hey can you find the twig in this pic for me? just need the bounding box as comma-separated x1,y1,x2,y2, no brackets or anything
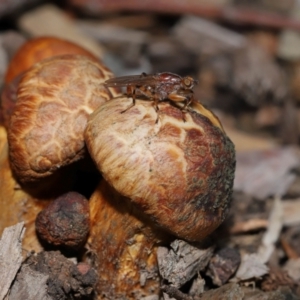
73,1,300,31
230,219,268,234
161,285,193,300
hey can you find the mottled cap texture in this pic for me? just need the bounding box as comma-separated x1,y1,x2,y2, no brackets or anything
85,97,236,241
8,54,115,182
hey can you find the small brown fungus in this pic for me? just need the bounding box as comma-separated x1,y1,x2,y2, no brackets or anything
7,54,115,183
85,97,236,298
35,191,90,249
86,97,235,241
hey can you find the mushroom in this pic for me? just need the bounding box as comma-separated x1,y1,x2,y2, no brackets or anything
84,96,236,298
88,179,162,298
2,36,235,297
7,54,116,185
0,125,48,252
0,38,110,252
36,191,90,250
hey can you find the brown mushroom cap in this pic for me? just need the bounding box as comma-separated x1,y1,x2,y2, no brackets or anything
85,97,236,242
2,37,101,129
8,54,115,183
36,191,90,249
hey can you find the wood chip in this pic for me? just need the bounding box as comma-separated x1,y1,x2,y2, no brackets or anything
278,5,300,60
201,283,244,300
172,16,246,55
18,4,103,58
188,275,205,297
77,21,149,45
206,248,241,286
161,285,193,300
283,258,300,282
157,240,214,288
230,197,300,235
258,197,283,264
221,121,277,152
242,285,298,300
232,198,283,282
8,265,50,300
230,219,269,234
282,199,300,226
232,253,269,282
0,222,25,300
261,266,297,292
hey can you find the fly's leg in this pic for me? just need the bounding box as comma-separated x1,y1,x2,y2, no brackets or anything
153,96,160,123
131,86,160,122
137,87,160,123
179,97,193,122
121,82,160,123
168,91,194,122
181,95,194,112
121,85,136,113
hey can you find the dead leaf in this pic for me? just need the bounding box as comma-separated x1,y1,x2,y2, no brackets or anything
234,147,299,199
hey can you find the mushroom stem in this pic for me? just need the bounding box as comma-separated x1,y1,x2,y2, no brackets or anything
88,179,164,299
0,126,48,252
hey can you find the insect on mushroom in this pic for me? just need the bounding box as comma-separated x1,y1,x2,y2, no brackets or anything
104,72,198,122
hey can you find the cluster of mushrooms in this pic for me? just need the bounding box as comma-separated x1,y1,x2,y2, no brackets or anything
0,37,236,299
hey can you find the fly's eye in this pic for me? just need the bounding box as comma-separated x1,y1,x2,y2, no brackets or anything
183,78,193,88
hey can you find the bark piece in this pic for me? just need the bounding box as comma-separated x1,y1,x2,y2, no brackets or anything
222,122,276,152
0,0,41,18
242,286,299,300
284,258,300,282
8,264,50,300
232,253,269,282
200,283,244,300
231,45,287,106
188,275,205,297
206,247,241,286
18,4,104,58
173,16,246,55
157,239,214,288
0,222,25,300
161,285,193,300
261,266,297,292
257,197,283,264
27,251,97,300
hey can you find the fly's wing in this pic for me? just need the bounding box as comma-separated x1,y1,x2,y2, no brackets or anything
104,74,158,87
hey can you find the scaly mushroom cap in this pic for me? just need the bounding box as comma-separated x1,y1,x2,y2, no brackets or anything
8,54,115,183
2,36,100,129
85,97,236,242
